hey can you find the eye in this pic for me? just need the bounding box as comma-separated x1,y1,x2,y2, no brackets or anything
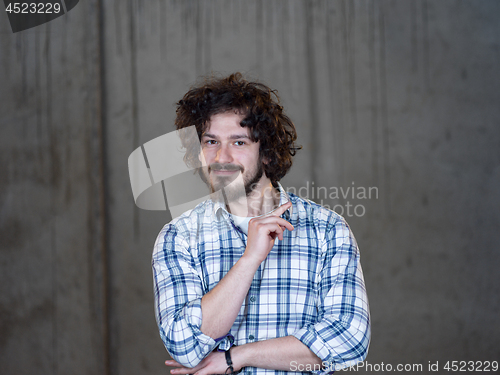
204,139,218,146
234,141,246,146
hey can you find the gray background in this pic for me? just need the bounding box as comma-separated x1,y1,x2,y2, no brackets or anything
1,1,499,374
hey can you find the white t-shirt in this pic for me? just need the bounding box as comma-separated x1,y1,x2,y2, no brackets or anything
231,205,285,235
231,214,253,235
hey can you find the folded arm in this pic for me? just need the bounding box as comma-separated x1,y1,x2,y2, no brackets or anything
166,336,322,375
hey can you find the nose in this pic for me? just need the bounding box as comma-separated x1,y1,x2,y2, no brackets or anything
215,143,233,164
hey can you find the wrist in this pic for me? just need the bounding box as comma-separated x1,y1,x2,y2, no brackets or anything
238,253,263,270
231,344,250,371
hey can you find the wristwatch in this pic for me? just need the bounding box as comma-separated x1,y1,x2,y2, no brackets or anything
225,347,234,374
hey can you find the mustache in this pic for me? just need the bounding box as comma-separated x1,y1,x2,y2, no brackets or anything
209,163,242,172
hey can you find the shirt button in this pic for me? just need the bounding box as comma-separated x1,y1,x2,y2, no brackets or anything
248,335,255,340
249,296,256,302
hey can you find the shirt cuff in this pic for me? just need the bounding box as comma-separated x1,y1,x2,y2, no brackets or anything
292,325,362,374
166,298,217,366
292,324,332,364
184,298,216,347
215,334,235,351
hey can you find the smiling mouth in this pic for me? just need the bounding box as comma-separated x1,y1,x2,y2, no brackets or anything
212,169,239,174
209,164,242,175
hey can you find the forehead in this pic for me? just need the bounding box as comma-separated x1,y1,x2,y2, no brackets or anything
204,112,249,137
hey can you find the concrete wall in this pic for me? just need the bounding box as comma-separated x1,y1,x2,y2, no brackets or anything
1,1,499,374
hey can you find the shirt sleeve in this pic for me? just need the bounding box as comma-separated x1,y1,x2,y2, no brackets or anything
292,216,371,372
152,223,218,368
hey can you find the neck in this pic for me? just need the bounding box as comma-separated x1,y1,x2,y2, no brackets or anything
228,178,280,217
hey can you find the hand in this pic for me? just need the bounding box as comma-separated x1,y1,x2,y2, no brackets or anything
166,350,240,375
244,202,294,264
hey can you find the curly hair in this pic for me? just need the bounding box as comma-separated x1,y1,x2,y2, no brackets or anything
175,73,301,183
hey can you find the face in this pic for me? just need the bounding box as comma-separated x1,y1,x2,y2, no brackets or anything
200,111,265,199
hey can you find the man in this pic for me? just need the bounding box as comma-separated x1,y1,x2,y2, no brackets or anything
152,73,370,374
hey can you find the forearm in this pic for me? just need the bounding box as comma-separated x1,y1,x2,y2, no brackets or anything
166,336,323,375
232,336,323,372
200,254,261,338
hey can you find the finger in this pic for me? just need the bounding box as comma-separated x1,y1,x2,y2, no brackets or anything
165,360,183,367
259,216,294,232
272,223,292,242
169,367,195,375
165,360,195,375
276,229,284,241
269,224,284,237
278,217,294,231
270,201,292,217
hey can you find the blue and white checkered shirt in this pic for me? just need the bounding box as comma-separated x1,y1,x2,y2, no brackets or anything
152,185,370,374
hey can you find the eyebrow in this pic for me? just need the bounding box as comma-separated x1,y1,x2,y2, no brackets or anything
202,133,251,140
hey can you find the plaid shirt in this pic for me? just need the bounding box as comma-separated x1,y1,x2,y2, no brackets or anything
152,185,370,374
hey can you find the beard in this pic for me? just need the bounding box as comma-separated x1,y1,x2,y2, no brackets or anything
203,161,264,202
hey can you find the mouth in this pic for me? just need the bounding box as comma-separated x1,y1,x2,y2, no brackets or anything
212,169,239,175
209,164,242,176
